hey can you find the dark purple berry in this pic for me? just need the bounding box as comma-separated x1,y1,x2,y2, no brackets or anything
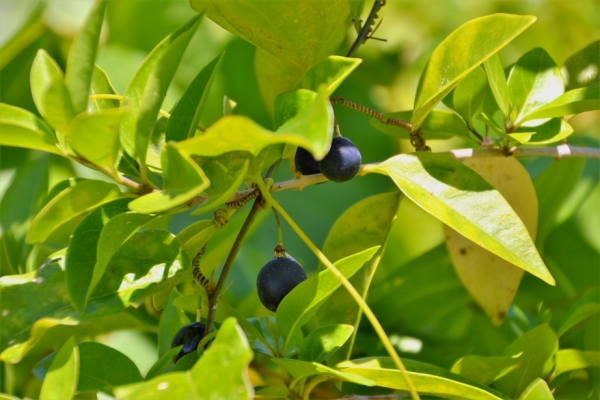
257,257,307,312
294,147,321,175
319,137,361,182
171,322,206,363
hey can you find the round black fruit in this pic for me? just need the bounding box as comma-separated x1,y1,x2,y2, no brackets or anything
294,147,321,175
171,322,206,363
257,257,307,312
319,137,361,182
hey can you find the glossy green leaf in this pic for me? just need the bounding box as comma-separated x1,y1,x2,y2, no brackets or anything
371,153,554,285
190,0,353,70
512,118,573,145
145,347,181,380
412,14,536,130
315,192,400,364
65,198,131,311
119,14,202,164
39,337,78,400
553,349,600,379
176,219,214,245
453,67,487,129
557,287,600,337
523,86,600,121
65,0,106,113
507,48,564,126
27,179,125,244
494,324,558,398
337,357,504,399
68,108,125,178
0,394,20,400
299,325,353,363
276,246,380,345
114,318,253,400
215,300,273,355
562,40,600,91
484,53,510,116
181,224,217,259
294,56,362,95
516,378,554,400
273,358,374,387
129,144,210,213
371,109,472,141
451,355,521,386
158,290,187,357
34,342,142,394
89,64,119,111
0,103,62,155
165,54,223,142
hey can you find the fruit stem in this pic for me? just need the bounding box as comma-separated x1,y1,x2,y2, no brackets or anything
272,207,284,245
254,178,421,400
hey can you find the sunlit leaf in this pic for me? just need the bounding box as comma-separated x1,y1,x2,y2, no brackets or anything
516,378,554,400
512,118,573,145
562,40,599,91
453,67,487,129
295,56,362,95
552,349,600,380
0,103,62,155
273,358,374,387
451,355,521,386
523,86,600,121
484,53,510,116
298,324,354,363
39,337,78,400
557,287,600,337
89,64,119,111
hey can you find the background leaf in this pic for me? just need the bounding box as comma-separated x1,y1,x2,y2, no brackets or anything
371,109,472,141
298,324,354,363
451,355,521,386
562,40,599,90
294,56,362,95
273,358,374,387
522,86,600,121
0,103,62,155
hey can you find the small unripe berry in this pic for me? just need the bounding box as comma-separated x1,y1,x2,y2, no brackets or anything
294,147,321,175
257,257,307,312
319,137,361,182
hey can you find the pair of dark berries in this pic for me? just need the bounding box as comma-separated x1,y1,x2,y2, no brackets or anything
295,136,361,182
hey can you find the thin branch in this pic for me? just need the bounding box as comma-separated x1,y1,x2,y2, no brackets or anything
346,0,386,57
441,144,600,160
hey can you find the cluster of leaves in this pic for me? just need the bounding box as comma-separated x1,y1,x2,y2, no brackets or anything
0,0,598,399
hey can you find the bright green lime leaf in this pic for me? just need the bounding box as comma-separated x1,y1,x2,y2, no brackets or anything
484,53,510,116
114,318,253,400
516,378,554,400
39,337,78,400
294,56,362,95
507,48,564,127
534,158,586,248
190,0,353,70
338,357,504,399
412,14,536,130
34,342,142,394
299,325,354,363
65,0,106,114
371,153,554,285
273,358,374,387
274,89,318,130
89,64,119,111
85,211,157,308
315,192,400,365
558,288,600,337
276,246,380,345
451,355,521,386
552,349,600,380
523,86,600,121
129,144,210,213
562,40,600,91
0,103,62,155
68,108,125,178
453,67,487,129
27,180,125,244
65,198,131,311
119,14,202,164
166,54,223,142
371,110,472,141
494,324,558,397
512,118,574,145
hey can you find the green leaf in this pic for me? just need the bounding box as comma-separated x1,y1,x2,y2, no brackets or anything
522,86,600,121
507,48,564,127
557,287,600,337
145,347,181,380
371,153,554,285
65,0,106,114
484,53,510,116
299,325,354,363
39,337,78,400
337,357,504,399
89,64,119,111
552,349,600,379
129,144,210,213
27,179,125,244
276,246,380,344
65,198,131,311
34,342,142,394
180,223,218,259
273,358,374,387
371,109,472,141
453,67,487,129
190,0,353,70
165,54,223,142
294,56,362,95
176,219,215,247
315,192,400,365
215,300,273,355
158,289,187,358
0,103,62,155
412,14,536,130
68,108,125,178
114,318,253,399
512,118,574,145
494,324,558,398
516,378,554,400
562,40,600,91
119,14,203,164
451,355,521,386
